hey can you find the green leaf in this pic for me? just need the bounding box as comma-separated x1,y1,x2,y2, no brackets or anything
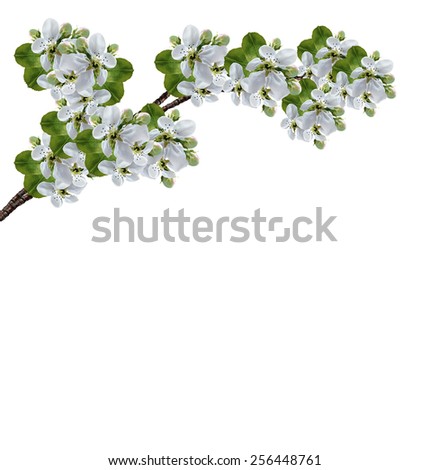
15,150,40,175
103,80,125,105
332,59,352,79
282,78,316,112
14,43,40,68
311,26,333,50
24,173,51,198
242,32,266,62
164,73,189,98
24,66,44,91
107,58,134,82
224,47,249,74
41,111,68,136
74,129,103,154
50,134,71,157
346,45,367,69
332,46,367,78
297,39,317,59
85,153,108,177
155,49,181,74
140,103,165,130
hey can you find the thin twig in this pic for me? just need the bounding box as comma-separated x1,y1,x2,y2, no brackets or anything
153,91,170,106
162,96,191,111
0,188,32,222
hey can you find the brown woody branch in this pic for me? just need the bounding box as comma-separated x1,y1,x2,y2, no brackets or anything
0,188,32,222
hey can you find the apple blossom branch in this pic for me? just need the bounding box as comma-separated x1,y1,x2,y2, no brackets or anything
1,92,191,222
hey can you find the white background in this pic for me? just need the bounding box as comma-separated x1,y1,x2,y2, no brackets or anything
0,1,429,469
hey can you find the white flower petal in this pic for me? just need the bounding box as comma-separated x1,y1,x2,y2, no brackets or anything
89,33,106,56
37,182,54,197
114,141,134,167
98,160,115,175
183,25,200,48
42,18,59,41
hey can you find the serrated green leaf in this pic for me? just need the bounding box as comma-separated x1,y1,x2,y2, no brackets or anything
224,47,249,74
297,39,317,59
282,78,316,112
74,129,103,154
85,153,108,177
103,80,125,105
311,26,333,50
24,66,44,91
242,32,266,62
155,49,181,74
15,150,40,175
24,173,51,198
140,103,165,130
41,111,68,135
107,58,134,82
15,43,40,68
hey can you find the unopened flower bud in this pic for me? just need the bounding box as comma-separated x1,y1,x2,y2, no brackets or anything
271,38,282,50
200,30,213,45
134,112,151,125
169,109,180,121
314,140,325,150
263,106,276,117
90,115,102,126
331,107,345,117
337,31,346,41
213,34,230,46
365,107,376,117
382,74,395,84
74,27,90,39
75,37,88,53
182,137,198,149
56,98,68,108
29,136,41,147
46,72,58,86
59,23,72,39
284,66,299,78
151,144,163,156
57,41,75,54
107,44,119,54
162,176,175,188
288,79,301,95
121,109,134,124
372,50,381,61
170,35,181,47
335,118,346,131
29,29,40,40
385,87,396,99
186,152,199,166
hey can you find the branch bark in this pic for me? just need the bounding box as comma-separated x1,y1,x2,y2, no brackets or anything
153,91,170,106
0,189,32,222
162,96,191,111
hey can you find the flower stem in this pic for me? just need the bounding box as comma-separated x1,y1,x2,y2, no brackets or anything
0,189,32,222
162,96,191,111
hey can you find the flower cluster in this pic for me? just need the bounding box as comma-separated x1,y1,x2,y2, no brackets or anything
23,19,199,208
93,106,197,186
166,26,395,149
31,18,116,138
279,34,395,147
12,21,395,212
